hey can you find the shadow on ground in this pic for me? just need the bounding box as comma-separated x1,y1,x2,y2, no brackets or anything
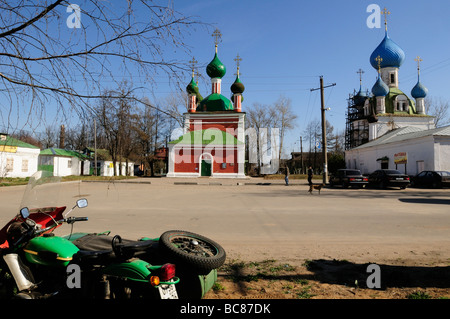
398,198,450,205
305,259,450,290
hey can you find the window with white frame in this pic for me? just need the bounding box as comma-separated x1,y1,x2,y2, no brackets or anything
6,158,13,172
22,159,28,172
395,95,409,112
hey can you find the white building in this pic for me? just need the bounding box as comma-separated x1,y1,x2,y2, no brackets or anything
345,126,450,175
0,134,40,178
39,148,90,176
95,160,134,177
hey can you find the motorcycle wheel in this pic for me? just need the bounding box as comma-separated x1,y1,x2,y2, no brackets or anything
159,230,226,273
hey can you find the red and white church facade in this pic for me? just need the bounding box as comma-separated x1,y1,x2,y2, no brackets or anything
167,32,246,178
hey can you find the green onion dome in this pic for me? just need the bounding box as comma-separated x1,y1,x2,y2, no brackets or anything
186,77,198,94
186,77,203,101
206,53,226,79
230,75,245,94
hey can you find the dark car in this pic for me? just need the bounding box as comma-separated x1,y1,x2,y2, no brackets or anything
368,169,410,189
329,169,368,188
411,171,450,188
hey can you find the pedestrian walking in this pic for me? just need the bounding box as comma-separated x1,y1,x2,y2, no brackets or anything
307,166,313,186
285,167,290,186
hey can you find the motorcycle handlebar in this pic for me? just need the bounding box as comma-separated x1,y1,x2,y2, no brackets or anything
65,217,88,224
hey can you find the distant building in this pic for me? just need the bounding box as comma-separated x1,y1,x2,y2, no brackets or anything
0,133,40,178
83,148,134,177
39,148,90,176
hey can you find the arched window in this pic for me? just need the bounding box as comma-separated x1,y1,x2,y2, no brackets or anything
395,95,409,112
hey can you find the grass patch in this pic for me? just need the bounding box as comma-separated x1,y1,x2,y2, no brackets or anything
0,177,30,187
62,175,137,182
0,175,137,187
212,282,225,292
407,290,431,299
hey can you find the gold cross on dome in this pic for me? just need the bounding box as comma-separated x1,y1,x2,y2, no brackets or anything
212,28,222,52
381,7,391,31
234,54,242,76
189,57,198,77
414,56,423,73
375,55,383,72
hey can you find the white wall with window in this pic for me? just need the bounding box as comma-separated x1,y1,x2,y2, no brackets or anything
345,126,450,175
0,146,40,178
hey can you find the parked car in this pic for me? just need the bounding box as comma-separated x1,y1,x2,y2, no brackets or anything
329,169,368,188
368,169,410,189
410,171,450,188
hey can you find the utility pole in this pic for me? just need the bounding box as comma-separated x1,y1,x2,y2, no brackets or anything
311,76,336,184
94,119,97,176
300,136,304,174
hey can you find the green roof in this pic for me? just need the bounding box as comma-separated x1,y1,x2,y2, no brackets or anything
169,129,243,145
384,88,416,114
197,93,233,112
0,135,39,149
369,88,420,115
40,148,88,160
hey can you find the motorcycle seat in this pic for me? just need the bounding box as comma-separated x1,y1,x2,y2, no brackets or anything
74,249,114,264
71,233,156,261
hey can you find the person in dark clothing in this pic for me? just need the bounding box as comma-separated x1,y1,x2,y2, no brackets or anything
307,166,313,186
285,167,289,186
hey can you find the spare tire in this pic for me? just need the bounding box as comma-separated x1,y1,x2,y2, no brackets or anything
159,230,226,273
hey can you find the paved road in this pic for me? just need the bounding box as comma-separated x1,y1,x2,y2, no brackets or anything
1,178,449,265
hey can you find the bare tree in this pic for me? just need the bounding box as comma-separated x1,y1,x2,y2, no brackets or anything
160,91,188,129
271,95,297,160
246,102,275,174
425,97,450,128
94,83,135,176
40,126,58,149
0,1,204,131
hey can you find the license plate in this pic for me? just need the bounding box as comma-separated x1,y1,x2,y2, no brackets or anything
355,179,362,181
396,178,403,180
158,281,178,299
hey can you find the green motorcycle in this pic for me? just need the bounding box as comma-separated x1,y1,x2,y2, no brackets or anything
0,172,179,299
0,171,226,299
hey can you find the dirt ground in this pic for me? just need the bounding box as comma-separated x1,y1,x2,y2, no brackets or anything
204,256,450,299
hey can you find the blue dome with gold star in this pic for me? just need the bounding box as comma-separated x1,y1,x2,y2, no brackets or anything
370,33,405,69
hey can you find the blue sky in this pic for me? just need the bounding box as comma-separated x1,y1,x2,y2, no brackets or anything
167,0,450,153
4,0,450,155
